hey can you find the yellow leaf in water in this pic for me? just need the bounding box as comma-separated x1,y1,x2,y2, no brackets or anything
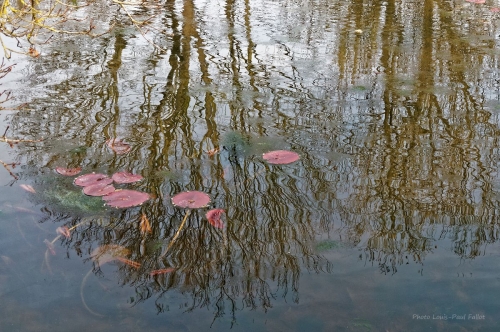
206,148,219,157
139,213,152,234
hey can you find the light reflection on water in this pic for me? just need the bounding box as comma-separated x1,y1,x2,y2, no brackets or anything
1,0,500,330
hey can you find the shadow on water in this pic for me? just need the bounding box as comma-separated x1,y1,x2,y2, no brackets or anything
2,0,500,330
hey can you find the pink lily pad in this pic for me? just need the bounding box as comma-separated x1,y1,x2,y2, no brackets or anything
106,138,131,155
112,171,143,184
103,189,150,208
74,173,112,187
55,167,82,176
83,182,116,196
466,0,485,3
171,191,210,208
206,209,225,228
262,150,300,165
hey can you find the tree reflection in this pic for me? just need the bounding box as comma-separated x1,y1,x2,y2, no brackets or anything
6,0,500,323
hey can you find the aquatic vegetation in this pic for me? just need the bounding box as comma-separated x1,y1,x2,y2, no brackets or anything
106,138,131,154
206,147,219,157
43,187,106,213
206,208,225,229
139,213,152,234
152,169,178,180
111,171,143,184
83,182,116,197
161,191,212,258
102,189,150,208
69,146,88,154
262,150,300,165
221,131,251,158
56,226,70,238
171,191,210,208
91,244,131,265
55,170,150,207
74,173,112,187
315,240,344,252
55,167,82,176
43,239,55,255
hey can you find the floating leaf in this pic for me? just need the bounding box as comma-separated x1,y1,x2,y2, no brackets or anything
83,182,115,197
206,209,225,228
20,184,36,193
28,46,40,58
103,189,150,208
106,138,131,155
466,0,485,3
56,226,71,238
139,213,152,234
74,173,112,187
112,171,143,184
55,167,82,176
206,148,219,157
262,150,300,165
171,191,210,208
150,268,176,276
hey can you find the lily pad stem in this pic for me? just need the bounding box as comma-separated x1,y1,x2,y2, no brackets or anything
160,210,191,258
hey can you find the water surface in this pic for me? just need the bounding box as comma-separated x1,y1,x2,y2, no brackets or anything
1,0,500,330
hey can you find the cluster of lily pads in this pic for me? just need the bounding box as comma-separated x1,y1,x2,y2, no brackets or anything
50,146,301,316
55,167,149,208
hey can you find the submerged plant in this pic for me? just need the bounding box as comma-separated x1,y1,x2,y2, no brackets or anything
43,187,106,213
221,131,251,159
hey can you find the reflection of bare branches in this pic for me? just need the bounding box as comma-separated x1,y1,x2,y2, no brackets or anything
0,0,163,57
0,126,42,178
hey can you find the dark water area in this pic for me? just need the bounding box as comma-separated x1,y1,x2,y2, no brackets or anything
2,0,500,330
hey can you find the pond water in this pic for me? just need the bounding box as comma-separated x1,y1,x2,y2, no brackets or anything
1,0,500,330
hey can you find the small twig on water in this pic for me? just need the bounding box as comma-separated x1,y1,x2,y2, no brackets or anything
0,136,43,145
0,159,18,179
